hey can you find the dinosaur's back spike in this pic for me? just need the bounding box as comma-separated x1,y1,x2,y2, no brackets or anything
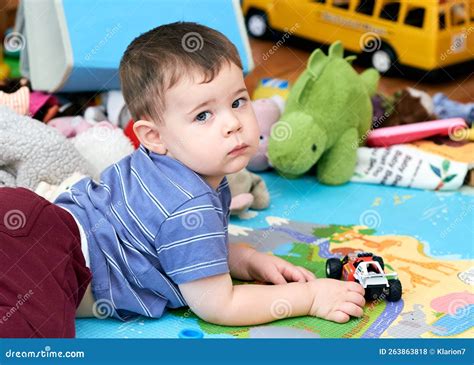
345,55,357,64
329,41,344,58
307,48,328,79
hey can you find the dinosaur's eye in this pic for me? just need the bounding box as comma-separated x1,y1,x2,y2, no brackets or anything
311,144,317,153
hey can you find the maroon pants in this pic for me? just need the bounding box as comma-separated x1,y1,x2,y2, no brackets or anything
0,187,91,338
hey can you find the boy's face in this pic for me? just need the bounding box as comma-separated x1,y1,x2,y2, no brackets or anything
152,62,259,188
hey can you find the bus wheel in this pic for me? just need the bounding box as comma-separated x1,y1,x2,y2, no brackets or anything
246,9,270,39
370,46,396,74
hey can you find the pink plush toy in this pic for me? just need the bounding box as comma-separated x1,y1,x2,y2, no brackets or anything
48,116,116,138
247,96,285,172
48,116,93,138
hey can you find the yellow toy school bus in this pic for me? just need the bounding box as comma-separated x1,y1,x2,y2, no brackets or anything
242,0,474,73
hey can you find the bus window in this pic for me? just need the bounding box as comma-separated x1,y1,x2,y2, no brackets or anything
313,0,326,3
332,0,349,10
404,7,425,28
439,11,447,30
356,0,375,15
451,3,467,26
379,1,400,22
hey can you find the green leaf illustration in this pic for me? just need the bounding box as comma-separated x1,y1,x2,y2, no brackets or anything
442,160,450,173
430,164,441,178
443,174,457,183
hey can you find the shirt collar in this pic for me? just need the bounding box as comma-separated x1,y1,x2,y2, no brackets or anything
140,145,228,196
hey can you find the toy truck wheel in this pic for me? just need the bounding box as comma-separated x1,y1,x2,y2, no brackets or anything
373,255,385,270
387,279,402,302
246,9,270,39
365,287,384,301
326,258,342,279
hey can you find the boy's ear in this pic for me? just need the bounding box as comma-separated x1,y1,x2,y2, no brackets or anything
133,119,167,154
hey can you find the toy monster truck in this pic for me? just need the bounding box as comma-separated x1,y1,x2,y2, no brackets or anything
326,252,402,302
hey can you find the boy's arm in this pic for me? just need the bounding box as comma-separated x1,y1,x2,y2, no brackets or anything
227,243,257,281
178,273,312,326
228,243,317,284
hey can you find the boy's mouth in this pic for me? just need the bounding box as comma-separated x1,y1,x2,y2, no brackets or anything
228,143,249,156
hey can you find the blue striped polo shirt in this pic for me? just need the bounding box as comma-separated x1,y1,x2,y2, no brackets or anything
55,145,231,320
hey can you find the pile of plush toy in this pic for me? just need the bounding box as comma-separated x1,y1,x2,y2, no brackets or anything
251,42,473,192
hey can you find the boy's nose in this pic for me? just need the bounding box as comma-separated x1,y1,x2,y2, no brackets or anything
223,116,242,136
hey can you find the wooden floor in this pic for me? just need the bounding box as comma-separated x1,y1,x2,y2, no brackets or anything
245,38,474,103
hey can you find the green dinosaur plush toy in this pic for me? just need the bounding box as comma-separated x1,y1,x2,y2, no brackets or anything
268,41,379,185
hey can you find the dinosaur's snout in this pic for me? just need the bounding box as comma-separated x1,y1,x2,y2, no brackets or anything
268,112,327,177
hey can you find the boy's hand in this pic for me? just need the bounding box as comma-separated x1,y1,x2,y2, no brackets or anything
308,279,366,323
247,251,317,284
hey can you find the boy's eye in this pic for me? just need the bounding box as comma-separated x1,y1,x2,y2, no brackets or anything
232,97,247,109
195,111,212,123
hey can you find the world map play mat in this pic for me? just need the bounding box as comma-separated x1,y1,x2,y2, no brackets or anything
76,172,474,338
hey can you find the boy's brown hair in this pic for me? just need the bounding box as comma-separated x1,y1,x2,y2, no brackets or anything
119,21,243,123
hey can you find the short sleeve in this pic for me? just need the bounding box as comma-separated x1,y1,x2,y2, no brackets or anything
154,194,230,284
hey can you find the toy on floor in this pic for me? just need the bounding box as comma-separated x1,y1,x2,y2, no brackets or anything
35,172,86,202
0,78,60,122
30,91,59,122
178,328,204,339
366,118,468,147
466,125,474,142
0,105,89,190
0,79,33,119
252,77,290,101
371,93,394,128
82,91,131,129
377,87,437,128
102,90,131,128
0,85,29,115
247,96,284,172
373,89,474,130
123,119,140,149
326,252,402,302
0,47,10,81
352,144,468,190
0,77,29,93
268,41,379,185
36,126,134,199
433,93,474,126
72,123,134,180
242,0,474,74
83,105,107,123
54,93,96,118
2,54,20,79
0,65,9,82
227,168,270,215
19,0,253,92
47,116,94,138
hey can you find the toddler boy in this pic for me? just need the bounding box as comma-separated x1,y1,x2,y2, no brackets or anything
0,22,365,337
